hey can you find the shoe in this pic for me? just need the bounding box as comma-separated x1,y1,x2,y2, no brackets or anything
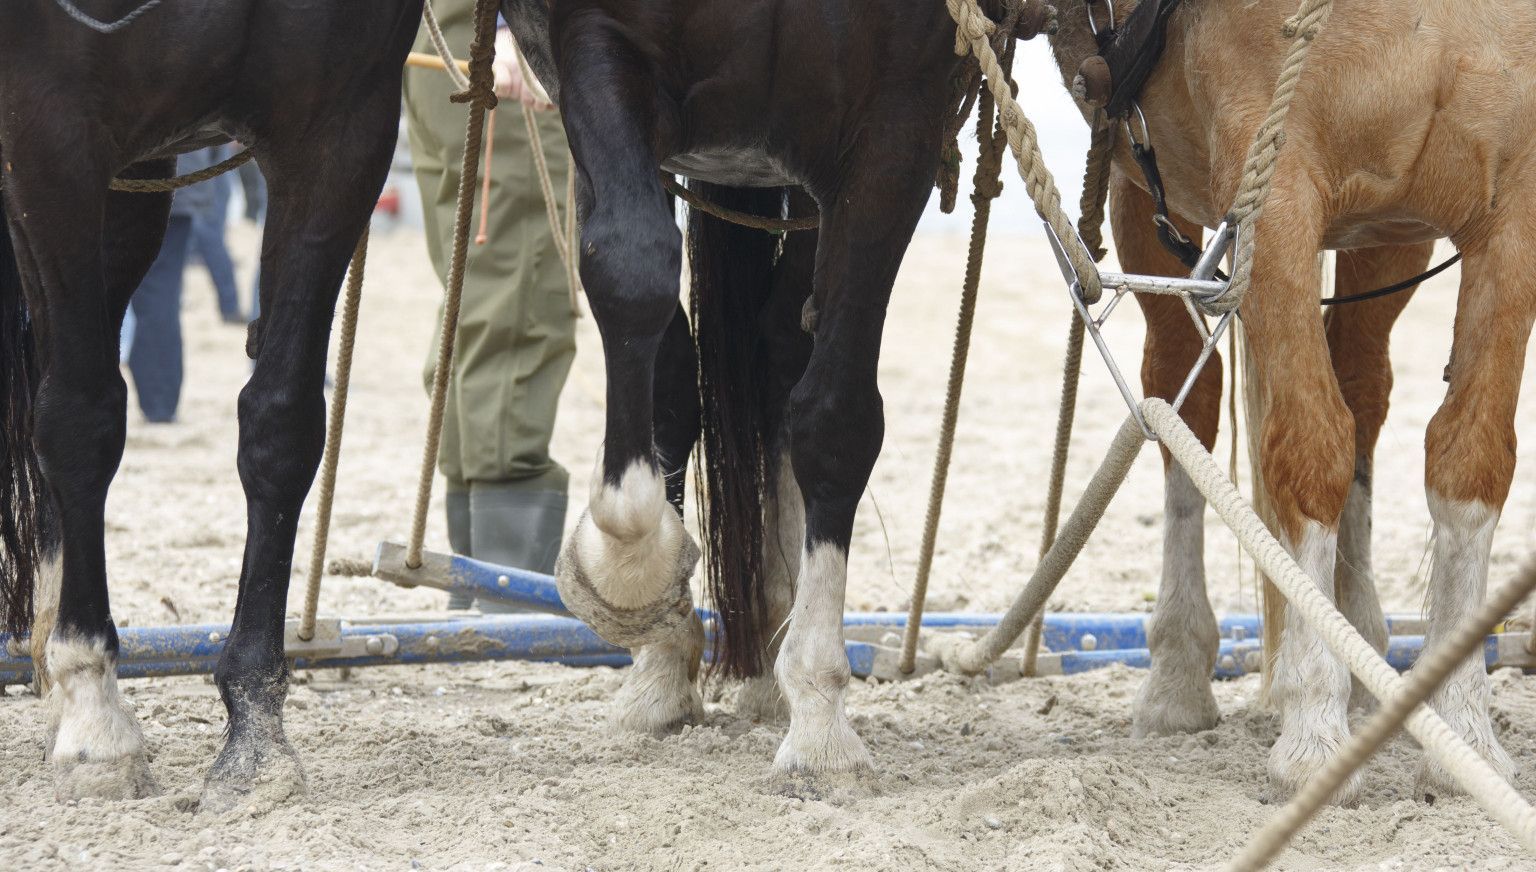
469,481,568,614
445,488,473,611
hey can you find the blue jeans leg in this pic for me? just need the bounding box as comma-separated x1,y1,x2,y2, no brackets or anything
128,216,193,423
192,186,242,320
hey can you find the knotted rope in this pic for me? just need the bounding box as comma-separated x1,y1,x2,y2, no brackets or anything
899,82,1010,674
406,0,503,569
1207,0,1334,315
945,0,1103,304
298,227,369,641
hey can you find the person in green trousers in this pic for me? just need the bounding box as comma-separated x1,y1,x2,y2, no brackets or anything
404,3,576,609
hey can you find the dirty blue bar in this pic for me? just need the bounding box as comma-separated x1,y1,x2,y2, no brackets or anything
1057,634,1485,680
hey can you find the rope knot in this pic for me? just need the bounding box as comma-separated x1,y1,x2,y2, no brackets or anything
452,0,503,111
946,0,997,54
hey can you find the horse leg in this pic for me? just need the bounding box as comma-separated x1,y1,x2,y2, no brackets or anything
1325,242,1429,710
774,133,934,777
3,144,173,799
29,164,177,701
1108,169,1223,738
200,110,397,811
738,213,815,723
1239,181,1360,804
1413,228,1529,799
550,25,704,733
610,303,707,731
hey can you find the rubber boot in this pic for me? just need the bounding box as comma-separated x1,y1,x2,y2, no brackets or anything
469,481,568,614
445,488,473,611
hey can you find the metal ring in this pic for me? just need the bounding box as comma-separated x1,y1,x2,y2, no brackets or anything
1125,103,1152,150
1086,0,1116,36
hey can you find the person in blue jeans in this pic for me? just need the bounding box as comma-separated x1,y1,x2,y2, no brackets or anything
183,145,244,323
125,147,222,423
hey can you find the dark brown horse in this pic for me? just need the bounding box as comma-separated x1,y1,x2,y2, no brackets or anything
501,0,1007,771
0,0,424,807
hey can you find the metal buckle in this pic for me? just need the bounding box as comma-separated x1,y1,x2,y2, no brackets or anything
1045,220,1237,440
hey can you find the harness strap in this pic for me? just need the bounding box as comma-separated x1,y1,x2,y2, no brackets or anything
1129,141,1204,270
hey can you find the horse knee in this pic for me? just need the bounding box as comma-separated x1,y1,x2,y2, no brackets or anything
32,377,127,493
786,378,883,521
581,210,680,333
1260,391,1354,536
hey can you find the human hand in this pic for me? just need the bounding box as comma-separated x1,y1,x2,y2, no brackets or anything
493,28,553,111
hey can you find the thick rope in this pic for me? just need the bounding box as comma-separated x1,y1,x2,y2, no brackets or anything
661,176,820,233
109,149,254,194
406,0,502,569
899,89,1008,674
1021,118,1115,676
931,415,1148,674
1230,559,1536,871
1142,398,1536,856
945,0,1103,303
298,227,369,641
1208,0,1334,315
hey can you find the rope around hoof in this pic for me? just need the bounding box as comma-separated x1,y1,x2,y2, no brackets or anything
109,148,254,193
1229,558,1536,870
660,176,820,233
1141,399,1536,856
299,227,369,642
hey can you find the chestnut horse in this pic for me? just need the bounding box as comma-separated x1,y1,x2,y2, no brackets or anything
1050,0,1531,803
0,0,425,807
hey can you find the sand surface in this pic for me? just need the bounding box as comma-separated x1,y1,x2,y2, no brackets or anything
2,215,1534,871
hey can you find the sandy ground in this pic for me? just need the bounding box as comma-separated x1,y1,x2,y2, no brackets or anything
2,209,1535,871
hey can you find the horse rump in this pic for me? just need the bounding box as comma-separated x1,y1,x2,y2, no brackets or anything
687,181,789,680
0,185,48,636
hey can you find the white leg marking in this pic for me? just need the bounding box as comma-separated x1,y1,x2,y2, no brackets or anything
29,552,62,696
1133,465,1220,737
1335,467,1388,710
1269,521,1359,805
614,612,706,733
578,460,691,609
46,634,156,800
1417,494,1516,797
739,453,801,722
773,544,870,774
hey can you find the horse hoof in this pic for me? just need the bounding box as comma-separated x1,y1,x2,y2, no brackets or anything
1131,676,1220,738
554,508,701,650
770,765,876,803
53,751,158,802
612,610,706,734
773,721,873,777
198,734,307,814
736,675,789,723
1414,731,1516,803
1268,731,1363,808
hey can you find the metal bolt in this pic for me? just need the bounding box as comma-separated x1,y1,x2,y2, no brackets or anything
208,632,222,644
364,635,384,655
1080,633,1098,651
425,635,439,650
497,575,510,588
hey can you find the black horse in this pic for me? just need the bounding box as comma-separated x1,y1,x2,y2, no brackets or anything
501,0,1018,774
0,0,424,806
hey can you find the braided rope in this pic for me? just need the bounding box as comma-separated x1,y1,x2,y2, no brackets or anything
423,0,472,92
1231,559,1536,870
1142,398,1536,857
1021,118,1115,676
1209,0,1334,315
109,149,254,194
900,89,1008,674
945,0,1104,303
406,0,502,569
298,227,369,641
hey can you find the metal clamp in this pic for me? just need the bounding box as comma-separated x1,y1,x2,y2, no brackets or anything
1045,219,1237,438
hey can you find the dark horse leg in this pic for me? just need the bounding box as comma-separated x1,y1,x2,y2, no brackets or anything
548,19,707,732
4,148,175,799
199,100,399,811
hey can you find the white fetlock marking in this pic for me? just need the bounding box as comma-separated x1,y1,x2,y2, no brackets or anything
46,634,145,765
1134,465,1220,737
1419,494,1515,791
774,544,870,774
1336,473,1387,652
579,460,689,609
1269,521,1357,802
29,552,62,687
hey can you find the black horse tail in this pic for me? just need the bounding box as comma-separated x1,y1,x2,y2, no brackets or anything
0,185,46,637
687,181,788,680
